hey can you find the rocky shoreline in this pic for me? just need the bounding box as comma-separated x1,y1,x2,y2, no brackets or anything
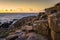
0,3,60,40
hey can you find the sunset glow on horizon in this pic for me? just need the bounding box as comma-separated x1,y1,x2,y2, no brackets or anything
0,8,43,13
0,0,60,13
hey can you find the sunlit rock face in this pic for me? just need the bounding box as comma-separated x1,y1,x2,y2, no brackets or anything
48,13,60,40
45,3,60,40
48,12,60,32
45,3,60,32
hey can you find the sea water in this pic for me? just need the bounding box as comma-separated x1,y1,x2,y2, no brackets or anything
0,13,38,23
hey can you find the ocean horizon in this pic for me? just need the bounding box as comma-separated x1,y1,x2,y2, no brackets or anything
0,13,38,23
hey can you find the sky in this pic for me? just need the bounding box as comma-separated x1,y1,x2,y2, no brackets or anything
0,0,60,12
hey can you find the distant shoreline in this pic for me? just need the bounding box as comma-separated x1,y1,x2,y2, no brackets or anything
0,12,39,14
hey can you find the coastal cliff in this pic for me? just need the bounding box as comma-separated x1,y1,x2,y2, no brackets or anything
0,3,60,40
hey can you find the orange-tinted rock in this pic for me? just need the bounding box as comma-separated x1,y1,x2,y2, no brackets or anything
48,13,60,32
